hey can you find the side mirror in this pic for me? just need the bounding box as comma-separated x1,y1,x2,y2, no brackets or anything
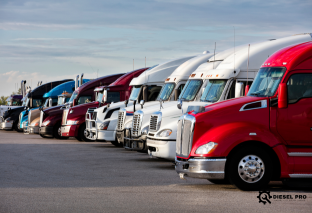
124,99,129,107
177,99,182,110
143,86,148,102
245,85,250,96
39,106,43,111
133,100,137,112
278,83,287,108
174,89,178,101
103,90,107,103
235,82,244,98
140,100,145,109
48,98,52,107
73,99,78,106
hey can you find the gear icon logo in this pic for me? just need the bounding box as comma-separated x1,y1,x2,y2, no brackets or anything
257,191,272,205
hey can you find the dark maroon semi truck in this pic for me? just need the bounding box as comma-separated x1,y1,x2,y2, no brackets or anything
38,73,124,139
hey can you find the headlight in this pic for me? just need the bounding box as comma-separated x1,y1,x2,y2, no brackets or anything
195,142,218,155
69,110,74,114
5,117,12,122
67,120,79,125
156,129,172,137
141,126,149,135
124,121,132,129
99,121,110,130
31,122,39,127
42,120,50,126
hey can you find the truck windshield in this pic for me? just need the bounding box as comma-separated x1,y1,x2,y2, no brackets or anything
248,67,285,97
156,83,175,101
179,80,202,101
96,91,104,102
107,92,120,103
44,99,49,107
68,91,78,103
200,80,227,102
129,86,141,101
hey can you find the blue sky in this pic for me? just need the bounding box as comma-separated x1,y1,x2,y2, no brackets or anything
0,0,311,96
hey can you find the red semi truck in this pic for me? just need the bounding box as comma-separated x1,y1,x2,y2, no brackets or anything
39,73,124,139
61,68,149,141
175,41,312,191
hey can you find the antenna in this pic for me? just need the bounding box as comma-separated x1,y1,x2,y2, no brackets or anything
233,26,236,72
247,44,250,85
213,42,216,69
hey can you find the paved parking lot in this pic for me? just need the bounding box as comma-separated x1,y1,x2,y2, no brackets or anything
0,130,312,212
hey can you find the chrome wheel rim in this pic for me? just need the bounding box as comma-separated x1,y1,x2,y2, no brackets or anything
84,129,89,137
58,127,62,136
238,155,265,183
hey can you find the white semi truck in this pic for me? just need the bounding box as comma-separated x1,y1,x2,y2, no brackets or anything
85,55,197,144
118,46,247,152
146,34,312,160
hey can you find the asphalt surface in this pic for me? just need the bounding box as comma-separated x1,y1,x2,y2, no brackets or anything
0,130,312,213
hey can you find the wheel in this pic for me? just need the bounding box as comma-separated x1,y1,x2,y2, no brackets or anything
53,122,69,139
208,179,230,184
78,123,91,142
110,138,123,147
14,122,22,132
227,146,272,191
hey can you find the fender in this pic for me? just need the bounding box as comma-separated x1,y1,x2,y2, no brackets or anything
190,122,281,157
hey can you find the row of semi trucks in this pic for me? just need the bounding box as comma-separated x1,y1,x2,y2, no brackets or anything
1,33,312,191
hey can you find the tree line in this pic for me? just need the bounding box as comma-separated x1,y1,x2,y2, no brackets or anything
0,88,22,105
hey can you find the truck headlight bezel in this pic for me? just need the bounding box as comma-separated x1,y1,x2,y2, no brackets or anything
99,121,110,130
141,125,149,135
195,142,218,155
66,120,79,125
156,129,172,137
42,120,51,126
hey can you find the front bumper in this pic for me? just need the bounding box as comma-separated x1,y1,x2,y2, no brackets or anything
97,129,115,141
175,158,226,179
147,138,176,161
116,129,125,143
1,121,13,130
61,125,79,137
39,126,54,137
25,126,39,134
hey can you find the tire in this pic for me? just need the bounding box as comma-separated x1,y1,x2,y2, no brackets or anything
111,139,123,147
77,123,91,142
14,122,22,132
39,134,49,138
53,122,69,140
208,179,230,184
227,146,272,191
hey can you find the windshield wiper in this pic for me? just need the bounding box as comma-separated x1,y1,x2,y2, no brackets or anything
249,92,260,97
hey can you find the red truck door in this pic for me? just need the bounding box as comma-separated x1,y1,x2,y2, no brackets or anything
276,72,312,174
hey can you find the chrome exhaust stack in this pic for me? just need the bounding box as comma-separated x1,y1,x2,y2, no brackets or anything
75,75,79,90
80,73,84,86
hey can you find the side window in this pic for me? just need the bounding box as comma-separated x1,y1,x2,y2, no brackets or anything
226,81,236,99
287,74,312,104
107,92,120,103
33,99,43,107
78,96,92,104
177,84,185,97
147,86,162,101
52,98,58,106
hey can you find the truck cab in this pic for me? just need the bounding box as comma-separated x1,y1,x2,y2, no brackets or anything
24,78,90,135
84,67,149,141
0,95,23,118
87,56,195,145
175,38,312,191
41,73,123,140
1,79,73,131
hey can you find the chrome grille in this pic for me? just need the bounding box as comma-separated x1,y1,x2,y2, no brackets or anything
28,110,31,124
117,109,126,130
176,114,195,157
86,108,96,129
132,110,143,137
149,111,162,132
19,113,22,124
39,111,43,127
62,109,69,125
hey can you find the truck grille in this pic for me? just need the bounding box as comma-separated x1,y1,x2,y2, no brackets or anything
28,110,31,124
19,113,22,124
86,108,97,129
117,109,126,130
149,111,162,132
62,109,69,125
176,115,196,157
39,111,43,127
132,110,143,137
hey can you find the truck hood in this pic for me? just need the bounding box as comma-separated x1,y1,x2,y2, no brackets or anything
67,101,102,119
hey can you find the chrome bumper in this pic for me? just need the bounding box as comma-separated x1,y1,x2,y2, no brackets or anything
85,119,97,140
175,158,226,179
116,129,125,143
25,126,39,134
1,121,13,130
